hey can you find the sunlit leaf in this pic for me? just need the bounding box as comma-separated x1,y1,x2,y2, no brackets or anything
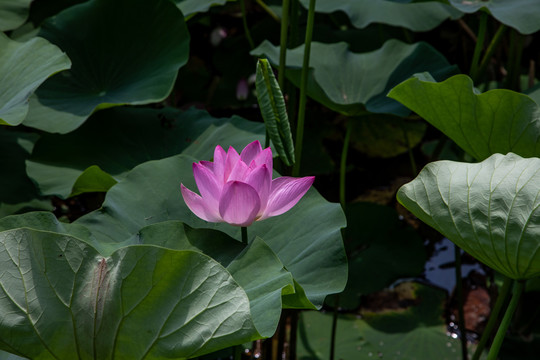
74,154,347,309
0,227,260,358
388,74,540,161
23,0,189,133
398,152,540,280
0,33,70,126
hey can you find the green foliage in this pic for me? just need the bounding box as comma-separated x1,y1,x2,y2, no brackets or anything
398,153,540,280
388,74,540,161
27,107,265,198
255,58,295,165
23,0,190,133
299,0,462,32
252,39,458,116
448,0,540,34
0,33,71,126
298,283,464,360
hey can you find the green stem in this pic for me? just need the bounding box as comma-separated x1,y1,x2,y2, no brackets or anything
255,0,280,22
469,11,488,80
292,0,316,177
234,344,243,360
454,246,468,360
279,0,290,90
240,0,255,49
472,276,513,360
329,295,340,360
505,29,523,91
486,280,525,360
476,23,508,83
402,124,417,175
339,121,352,210
241,226,248,244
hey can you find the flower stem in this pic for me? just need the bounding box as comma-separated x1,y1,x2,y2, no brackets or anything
469,11,487,81
240,0,255,49
475,23,507,83
279,0,291,90
241,226,248,244
486,280,525,360
292,0,316,177
454,245,468,360
339,121,352,210
472,275,513,360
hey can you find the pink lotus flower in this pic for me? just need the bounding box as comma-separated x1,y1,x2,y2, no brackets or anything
181,140,315,227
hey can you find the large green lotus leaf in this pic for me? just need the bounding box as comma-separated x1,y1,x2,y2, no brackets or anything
448,0,540,35
26,107,265,198
0,33,71,126
0,213,294,338
0,227,261,359
22,0,189,134
298,283,464,360
0,129,51,218
135,221,295,337
0,0,32,31
398,153,540,280
388,74,540,161
74,154,347,309
251,39,458,117
299,0,462,32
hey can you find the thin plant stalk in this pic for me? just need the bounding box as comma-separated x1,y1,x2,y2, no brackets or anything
469,11,488,81
241,226,248,244
486,280,525,360
255,0,280,22
454,246,468,360
329,295,340,360
240,0,255,49
292,0,316,177
402,124,417,175
472,276,513,360
475,23,508,83
339,121,352,210
279,0,291,90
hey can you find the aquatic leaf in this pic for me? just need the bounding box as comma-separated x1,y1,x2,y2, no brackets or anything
298,283,464,360
74,154,347,309
388,74,540,160
255,58,295,166
0,129,51,218
0,227,260,358
299,0,462,32
251,39,457,116
448,0,540,34
0,33,70,126
69,165,118,197
23,0,189,133
398,153,540,280
27,107,265,198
